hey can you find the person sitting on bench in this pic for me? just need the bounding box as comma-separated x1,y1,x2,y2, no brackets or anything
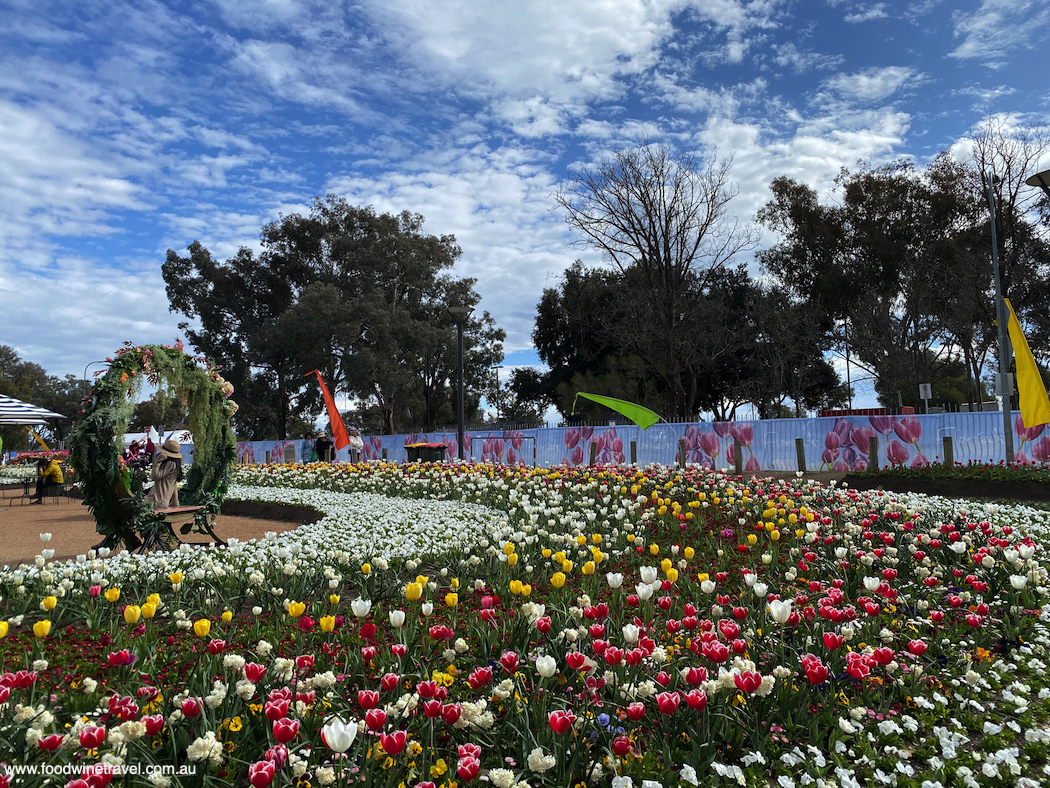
29,456,64,504
144,439,182,507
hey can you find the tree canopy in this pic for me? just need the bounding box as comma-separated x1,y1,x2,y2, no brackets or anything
163,198,504,437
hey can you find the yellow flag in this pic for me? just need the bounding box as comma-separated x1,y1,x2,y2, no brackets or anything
1005,298,1050,429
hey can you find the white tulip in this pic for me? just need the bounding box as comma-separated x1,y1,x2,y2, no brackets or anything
536,655,557,678
321,717,357,753
743,572,757,588
639,566,658,584
39,533,52,544
389,610,406,628
1009,575,1028,590
768,599,792,625
863,577,881,592
421,602,434,616
700,580,716,595
606,573,624,589
635,582,654,601
622,623,640,644
350,599,372,618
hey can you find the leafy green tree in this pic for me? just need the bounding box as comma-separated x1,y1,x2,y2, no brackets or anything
163,198,503,437
0,346,81,450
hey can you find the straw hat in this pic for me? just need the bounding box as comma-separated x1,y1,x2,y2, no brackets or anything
158,439,182,459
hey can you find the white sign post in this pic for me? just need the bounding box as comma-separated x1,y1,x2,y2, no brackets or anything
919,383,932,415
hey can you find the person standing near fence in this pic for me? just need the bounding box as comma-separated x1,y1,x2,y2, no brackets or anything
301,432,315,463
348,428,363,463
314,432,334,463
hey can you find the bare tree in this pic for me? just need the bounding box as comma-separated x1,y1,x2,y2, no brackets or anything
553,142,757,417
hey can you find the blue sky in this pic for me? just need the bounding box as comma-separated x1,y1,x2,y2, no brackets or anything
2,0,1049,413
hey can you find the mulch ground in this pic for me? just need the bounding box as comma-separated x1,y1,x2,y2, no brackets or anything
0,495,323,568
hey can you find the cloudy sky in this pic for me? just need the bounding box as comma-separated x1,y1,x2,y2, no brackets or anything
2,0,1049,410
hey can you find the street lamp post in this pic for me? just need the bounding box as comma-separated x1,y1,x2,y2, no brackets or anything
986,173,1015,463
83,360,108,394
1027,169,1050,200
448,306,473,461
493,365,504,424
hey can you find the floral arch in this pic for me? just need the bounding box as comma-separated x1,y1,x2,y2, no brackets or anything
71,343,237,549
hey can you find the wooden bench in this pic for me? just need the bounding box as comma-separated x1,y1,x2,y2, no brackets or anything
152,505,226,549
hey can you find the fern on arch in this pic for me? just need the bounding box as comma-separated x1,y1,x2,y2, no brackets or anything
71,342,237,549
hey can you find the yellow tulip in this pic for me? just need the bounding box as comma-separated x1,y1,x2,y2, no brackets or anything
193,619,211,637
445,593,458,608
649,544,659,555
141,603,157,620
33,620,51,638
405,583,423,601
105,588,121,603
42,596,57,611
582,561,595,576
684,547,695,560
553,551,566,564
288,601,306,618
124,605,141,624
626,534,635,543
361,563,372,575
576,535,586,546
221,611,233,623
508,553,519,567
509,580,523,595
450,578,459,589
685,512,694,521
660,558,672,571
320,615,336,633
771,530,781,542
0,621,8,638
550,572,566,589
415,575,429,587
520,584,532,597
147,593,160,607
666,568,679,583
591,534,601,544
542,548,552,558
747,534,758,546
503,542,516,555
329,594,341,605
169,572,183,585
561,560,574,573
697,572,709,582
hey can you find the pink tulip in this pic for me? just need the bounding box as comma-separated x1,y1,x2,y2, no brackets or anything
894,416,922,444
887,440,910,466
699,432,720,458
730,423,753,446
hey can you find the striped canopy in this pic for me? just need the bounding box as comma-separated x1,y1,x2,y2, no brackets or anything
0,394,66,424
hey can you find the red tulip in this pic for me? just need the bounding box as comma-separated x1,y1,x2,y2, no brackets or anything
612,735,631,755
361,645,377,661
244,663,267,682
872,647,894,666
264,699,289,721
566,652,588,671
548,709,577,733
536,616,552,633
391,643,407,657
80,764,114,788
79,726,107,749
181,698,202,719
907,639,927,657
295,654,314,672
501,651,519,673
458,743,482,759
365,708,387,731
358,690,379,709
966,614,983,628
656,671,671,687
626,701,645,721
467,666,492,688
38,733,64,751
248,760,276,788
360,622,377,641
685,667,708,686
417,680,438,698
656,691,680,714
685,689,708,710
207,639,227,655
804,661,829,685
603,647,623,666
380,730,407,755
381,673,400,692
734,671,762,694
298,616,315,632
423,700,443,718
143,714,164,736
457,755,481,782
822,632,843,650
442,703,462,725
273,717,300,744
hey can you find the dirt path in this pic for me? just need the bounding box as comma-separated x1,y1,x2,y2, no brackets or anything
0,498,307,568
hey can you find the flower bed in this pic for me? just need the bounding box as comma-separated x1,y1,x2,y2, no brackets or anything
1,462,1050,787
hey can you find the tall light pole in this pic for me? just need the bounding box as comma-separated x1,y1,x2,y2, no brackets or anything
83,360,108,394
493,365,504,424
448,306,473,461
986,173,1015,462
1027,169,1050,199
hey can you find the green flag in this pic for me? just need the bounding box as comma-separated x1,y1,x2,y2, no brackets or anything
572,393,662,430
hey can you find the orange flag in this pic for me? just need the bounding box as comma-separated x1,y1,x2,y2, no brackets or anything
306,370,350,450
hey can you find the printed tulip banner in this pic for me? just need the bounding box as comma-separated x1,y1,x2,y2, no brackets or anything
4,459,1050,786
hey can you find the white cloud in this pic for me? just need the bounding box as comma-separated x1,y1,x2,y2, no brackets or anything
949,0,1050,66
821,66,920,103
843,3,889,23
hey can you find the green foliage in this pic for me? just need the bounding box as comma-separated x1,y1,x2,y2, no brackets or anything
851,460,1050,484
70,343,237,546
162,197,504,437
0,345,83,449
